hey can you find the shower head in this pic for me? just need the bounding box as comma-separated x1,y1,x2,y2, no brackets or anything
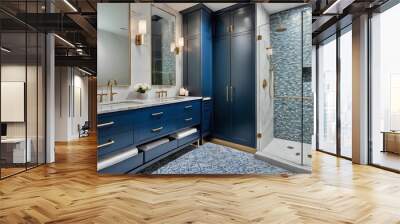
276,13,287,33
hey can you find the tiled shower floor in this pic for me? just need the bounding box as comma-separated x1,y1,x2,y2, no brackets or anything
141,142,290,175
256,138,312,172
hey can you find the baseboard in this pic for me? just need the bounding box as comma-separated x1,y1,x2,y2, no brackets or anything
255,151,311,174
210,138,256,154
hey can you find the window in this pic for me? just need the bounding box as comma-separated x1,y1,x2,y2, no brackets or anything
317,36,337,154
339,27,352,158
370,3,400,171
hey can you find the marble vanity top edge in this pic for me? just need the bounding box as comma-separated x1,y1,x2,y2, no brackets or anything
98,97,204,115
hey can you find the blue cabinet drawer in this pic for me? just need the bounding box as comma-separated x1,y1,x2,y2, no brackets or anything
141,140,178,163
135,104,174,125
97,130,134,156
98,152,143,174
178,115,201,130
97,111,134,137
177,100,201,117
177,131,200,147
135,122,175,144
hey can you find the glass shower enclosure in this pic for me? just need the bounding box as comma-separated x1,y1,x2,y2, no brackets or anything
256,4,313,172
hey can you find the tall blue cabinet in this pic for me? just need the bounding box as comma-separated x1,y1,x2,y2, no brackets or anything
182,4,212,97
181,4,213,139
182,4,256,148
213,4,256,148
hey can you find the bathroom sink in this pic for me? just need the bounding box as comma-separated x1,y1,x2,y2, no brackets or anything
100,100,144,106
156,96,185,102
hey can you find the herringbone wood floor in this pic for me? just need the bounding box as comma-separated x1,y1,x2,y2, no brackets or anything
1,136,400,224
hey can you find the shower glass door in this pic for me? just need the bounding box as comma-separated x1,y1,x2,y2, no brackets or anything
257,5,312,168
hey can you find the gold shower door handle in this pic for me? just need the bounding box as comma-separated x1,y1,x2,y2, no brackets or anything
262,79,268,89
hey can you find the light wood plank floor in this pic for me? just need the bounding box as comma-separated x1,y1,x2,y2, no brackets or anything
1,136,400,224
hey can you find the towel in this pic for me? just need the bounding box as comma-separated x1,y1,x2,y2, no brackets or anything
138,138,170,151
97,147,138,171
171,128,197,139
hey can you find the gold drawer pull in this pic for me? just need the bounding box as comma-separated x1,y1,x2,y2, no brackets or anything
151,112,164,116
97,121,115,128
152,127,163,132
185,118,193,122
97,140,115,149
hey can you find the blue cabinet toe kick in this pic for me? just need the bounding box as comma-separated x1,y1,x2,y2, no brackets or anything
128,138,200,174
98,152,143,174
141,139,178,163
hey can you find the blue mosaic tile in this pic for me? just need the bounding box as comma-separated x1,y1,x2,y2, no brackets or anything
141,143,290,175
270,6,313,144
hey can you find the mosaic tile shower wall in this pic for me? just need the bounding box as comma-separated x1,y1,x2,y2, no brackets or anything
270,6,313,144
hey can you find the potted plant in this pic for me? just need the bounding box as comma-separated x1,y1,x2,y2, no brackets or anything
134,83,151,99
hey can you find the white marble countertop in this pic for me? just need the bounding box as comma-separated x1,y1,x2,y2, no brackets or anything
98,96,204,114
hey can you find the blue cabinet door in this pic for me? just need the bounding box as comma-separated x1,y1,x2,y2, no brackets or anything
214,12,230,38
231,5,254,34
201,9,213,98
213,35,231,138
186,10,201,37
230,31,256,147
183,6,213,98
186,36,201,96
201,100,213,136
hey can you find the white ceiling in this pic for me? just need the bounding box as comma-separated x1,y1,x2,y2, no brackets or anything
166,3,235,12
262,3,306,14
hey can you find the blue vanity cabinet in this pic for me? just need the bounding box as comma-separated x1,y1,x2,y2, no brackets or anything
177,100,201,130
182,4,213,98
97,111,136,157
212,4,256,148
133,104,176,144
201,99,213,137
97,99,202,174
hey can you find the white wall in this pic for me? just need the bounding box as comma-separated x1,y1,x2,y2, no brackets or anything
97,3,183,102
55,67,89,141
256,4,274,151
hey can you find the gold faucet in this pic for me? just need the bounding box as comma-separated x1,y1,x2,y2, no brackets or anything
107,80,118,101
156,89,167,98
97,93,107,103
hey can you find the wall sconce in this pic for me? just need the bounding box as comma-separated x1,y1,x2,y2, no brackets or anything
171,37,184,55
136,20,147,46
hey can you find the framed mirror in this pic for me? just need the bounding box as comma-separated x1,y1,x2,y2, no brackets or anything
151,5,176,86
97,3,131,86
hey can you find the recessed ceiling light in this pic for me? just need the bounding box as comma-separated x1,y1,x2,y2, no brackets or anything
63,0,78,12
54,34,75,48
1,47,11,53
78,67,92,76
